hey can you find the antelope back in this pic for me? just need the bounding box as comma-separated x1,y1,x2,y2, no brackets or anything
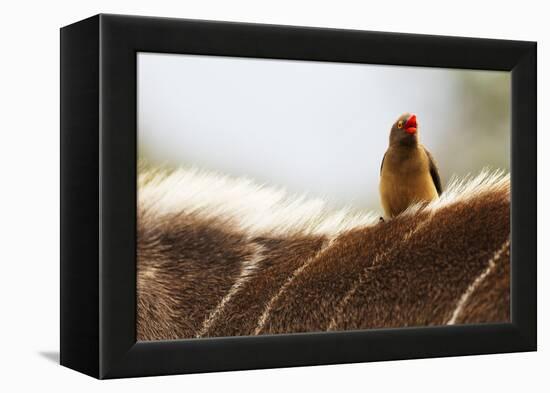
137,169,510,341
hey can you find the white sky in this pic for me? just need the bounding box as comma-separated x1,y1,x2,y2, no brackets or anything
137,52,502,211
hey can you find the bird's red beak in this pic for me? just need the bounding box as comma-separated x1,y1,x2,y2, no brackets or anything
404,114,417,134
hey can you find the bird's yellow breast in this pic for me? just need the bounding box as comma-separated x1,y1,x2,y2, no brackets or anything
379,146,438,217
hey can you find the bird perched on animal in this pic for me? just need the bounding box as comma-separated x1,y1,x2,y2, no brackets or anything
379,113,442,218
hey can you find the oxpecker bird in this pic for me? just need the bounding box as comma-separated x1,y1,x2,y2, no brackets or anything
379,113,442,218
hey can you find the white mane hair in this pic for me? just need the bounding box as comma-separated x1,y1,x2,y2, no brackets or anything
138,165,510,238
402,168,510,216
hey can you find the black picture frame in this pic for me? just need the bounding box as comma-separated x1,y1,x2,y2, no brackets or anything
60,14,537,379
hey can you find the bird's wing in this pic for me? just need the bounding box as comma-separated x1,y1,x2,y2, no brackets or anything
380,152,386,175
423,147,443,195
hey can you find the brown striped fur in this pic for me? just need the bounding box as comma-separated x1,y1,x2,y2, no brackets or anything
137,168,510,341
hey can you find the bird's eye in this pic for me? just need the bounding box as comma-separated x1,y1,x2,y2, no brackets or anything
397,121,403,129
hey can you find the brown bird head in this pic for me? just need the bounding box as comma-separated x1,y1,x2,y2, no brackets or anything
389,113,419,146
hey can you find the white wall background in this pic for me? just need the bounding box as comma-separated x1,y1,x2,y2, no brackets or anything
0,0,547,391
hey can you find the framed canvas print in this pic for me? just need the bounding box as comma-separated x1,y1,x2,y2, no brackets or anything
60,14,537,379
